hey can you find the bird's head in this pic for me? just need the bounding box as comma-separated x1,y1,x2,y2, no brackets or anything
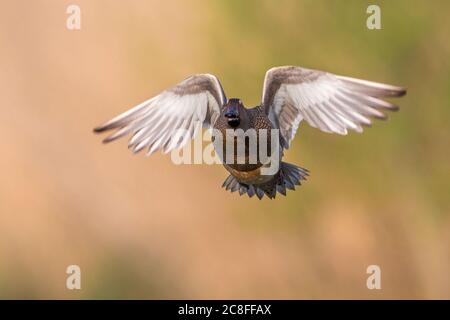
222,98,247,129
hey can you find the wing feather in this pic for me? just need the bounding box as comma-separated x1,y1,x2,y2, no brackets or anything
262,66,406,148
94,74,227,155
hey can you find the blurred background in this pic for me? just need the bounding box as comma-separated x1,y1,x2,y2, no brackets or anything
0,0,449,299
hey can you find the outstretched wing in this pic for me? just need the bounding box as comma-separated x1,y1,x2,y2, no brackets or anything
262,66,406,148
94,74,227,155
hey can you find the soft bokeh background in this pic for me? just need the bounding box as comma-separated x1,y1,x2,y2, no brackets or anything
1,0,449,299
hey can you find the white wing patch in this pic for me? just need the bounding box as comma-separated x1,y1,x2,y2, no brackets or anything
262,66,406,148
94,74,226,155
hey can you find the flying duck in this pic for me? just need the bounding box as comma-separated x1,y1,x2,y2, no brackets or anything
94,66,406,199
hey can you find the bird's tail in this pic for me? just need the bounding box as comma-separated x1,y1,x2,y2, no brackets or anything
222,162,309,199
275,162,309,196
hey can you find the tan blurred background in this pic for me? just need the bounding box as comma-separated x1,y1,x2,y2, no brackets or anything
0,0,449,299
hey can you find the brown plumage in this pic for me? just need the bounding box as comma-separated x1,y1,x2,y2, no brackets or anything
94,66,406,199
213,99,307,199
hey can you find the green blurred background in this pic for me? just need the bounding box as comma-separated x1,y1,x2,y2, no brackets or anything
0,0,449,299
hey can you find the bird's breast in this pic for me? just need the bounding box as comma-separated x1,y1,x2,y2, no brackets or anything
225,165,274,185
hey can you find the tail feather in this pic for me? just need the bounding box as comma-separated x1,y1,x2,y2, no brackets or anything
247,185,256,198
276,184,287,196
281,162,308,191
222,162,309,199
